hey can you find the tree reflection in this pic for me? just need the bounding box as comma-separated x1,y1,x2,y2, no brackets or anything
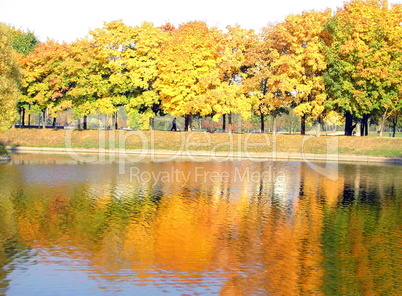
0,160,401,294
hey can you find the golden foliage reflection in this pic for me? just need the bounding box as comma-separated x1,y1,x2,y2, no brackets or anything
0,160,401,294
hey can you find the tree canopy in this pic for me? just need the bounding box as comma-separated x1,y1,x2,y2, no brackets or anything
1,0,401,135
0,24,20,131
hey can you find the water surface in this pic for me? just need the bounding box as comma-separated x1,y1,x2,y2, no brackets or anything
0,153,401,295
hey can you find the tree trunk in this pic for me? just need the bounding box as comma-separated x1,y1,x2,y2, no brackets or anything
360,114,369,136
149,117,154,130
21,107,25,127
77,118,81,130
360,118,365,137
83,115,88,130
52,117,57,128
391,113,399,137
272,114,277,136
344,111,355,136
228,113,232,134
114,111,118,130
184,114,192,131
378,109,390,137
316,115,321,137
222,114,226,132
260,113,265,133
111,113,116,130
42,109,46,129
300,114,306,135
364,114,369,136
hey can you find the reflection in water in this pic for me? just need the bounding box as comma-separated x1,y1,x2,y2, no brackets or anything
0,154,401,295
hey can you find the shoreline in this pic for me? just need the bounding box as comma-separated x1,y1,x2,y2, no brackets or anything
6,146,402,165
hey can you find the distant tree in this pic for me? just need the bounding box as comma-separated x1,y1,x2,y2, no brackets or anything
0,24,39,55
10,27,39,55
0,24,20,131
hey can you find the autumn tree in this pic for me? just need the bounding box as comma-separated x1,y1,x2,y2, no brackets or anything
67,21,168,130
19,40,70,128
324,0,402,136
155,21,223,131
86,21,133,129
64,37,114,129
387,106,401,137
0,24,20,131
7,25,39,127
118,22,168,129
244,25,296,134
210,25,256,132
268,10,331,135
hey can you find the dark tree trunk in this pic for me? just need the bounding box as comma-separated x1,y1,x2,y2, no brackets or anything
52,117,56,128
184,114,192,131
344,111,355,136
21,107,25,127
111,112,118,130
364,114,369,136
114,112,118,130
301,114,306,135
360,114,369,136
260,113,265,133
392,114,399,137
222,114,226,132
83,115,88,130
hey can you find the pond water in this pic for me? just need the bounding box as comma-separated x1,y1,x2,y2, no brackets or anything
0,153,401,295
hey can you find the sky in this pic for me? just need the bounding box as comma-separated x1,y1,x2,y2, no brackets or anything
0,0,401,43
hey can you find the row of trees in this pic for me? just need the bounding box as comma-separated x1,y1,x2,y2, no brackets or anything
2,0,402,135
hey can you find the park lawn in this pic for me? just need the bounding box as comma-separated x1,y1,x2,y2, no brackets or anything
0,128,401,157
368,132,402,138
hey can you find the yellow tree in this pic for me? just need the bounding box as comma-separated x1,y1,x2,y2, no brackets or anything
244,26,297,134
121,22,168,129
268,10,331,135
208,25,256,132
63,37,106,129
0,24,20,131
155,21,223,131
77,21,168,130
87,20,134,129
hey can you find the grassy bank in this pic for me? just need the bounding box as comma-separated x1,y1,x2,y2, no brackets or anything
0,128,401,157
